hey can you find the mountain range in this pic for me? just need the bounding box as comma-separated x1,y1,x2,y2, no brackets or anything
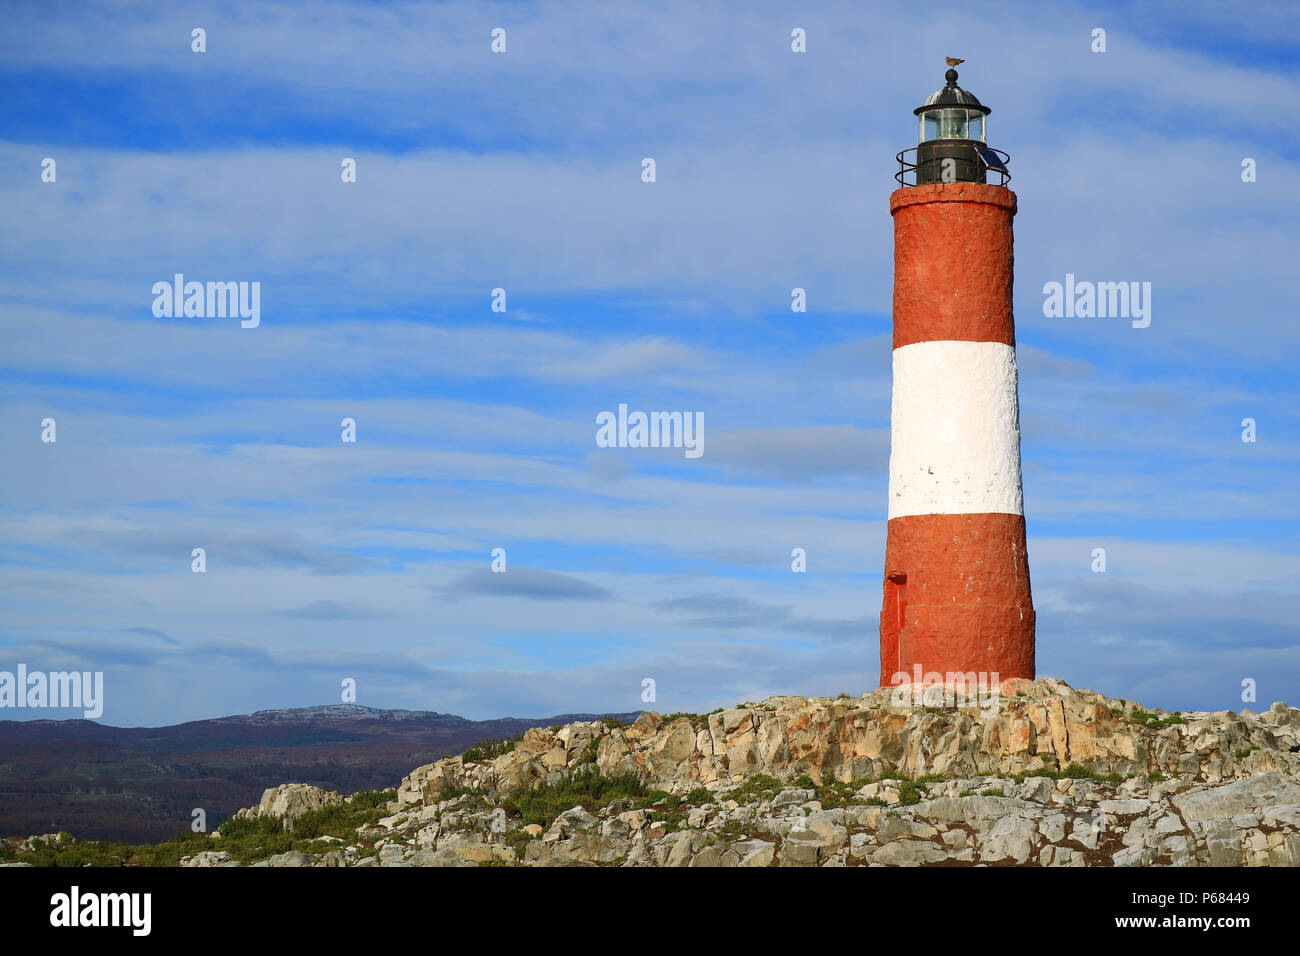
0,704,640,843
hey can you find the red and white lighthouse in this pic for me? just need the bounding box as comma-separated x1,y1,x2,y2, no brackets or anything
879,65,1035,688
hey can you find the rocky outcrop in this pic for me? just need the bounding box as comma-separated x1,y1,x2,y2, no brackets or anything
219,679,1300,867
396,679,1299,799
232,783,343,829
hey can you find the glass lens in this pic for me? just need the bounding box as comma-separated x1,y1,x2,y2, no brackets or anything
923,111,940,141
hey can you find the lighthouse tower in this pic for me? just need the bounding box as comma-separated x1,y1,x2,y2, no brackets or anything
879,65,1034,689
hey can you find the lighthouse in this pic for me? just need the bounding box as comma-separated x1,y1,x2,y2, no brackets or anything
879,64,1034,690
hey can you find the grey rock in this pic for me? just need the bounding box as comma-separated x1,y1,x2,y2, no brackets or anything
1172,772,1300,823
870,839,950,866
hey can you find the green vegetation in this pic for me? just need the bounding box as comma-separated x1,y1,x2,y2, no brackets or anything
811,778,862,809
437,781,480,803
1147,772,1168,783
9,788,398,868
462,735,522,764
503,766,664,830
501,828,533,860
724,773,785,805
979,788,1006,797
1127,709,1188,729
999,763,1124,784
1235,746,1258,761
1057,763,1125,783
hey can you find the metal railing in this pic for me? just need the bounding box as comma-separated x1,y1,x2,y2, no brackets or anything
895,146,1011,187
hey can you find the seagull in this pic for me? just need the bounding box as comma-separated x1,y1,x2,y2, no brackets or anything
946,57,965,67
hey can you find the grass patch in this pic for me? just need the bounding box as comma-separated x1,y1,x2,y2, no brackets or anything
436,782,484,804
724,773,785,805
501,829,533,860
1127,709,1188,728
462,735,522,764
503,766,658,830
1004,764,1123,784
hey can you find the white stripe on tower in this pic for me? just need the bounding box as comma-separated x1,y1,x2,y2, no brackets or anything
888,339,1024,519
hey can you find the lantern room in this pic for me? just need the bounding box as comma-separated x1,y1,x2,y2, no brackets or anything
896,66,1009,187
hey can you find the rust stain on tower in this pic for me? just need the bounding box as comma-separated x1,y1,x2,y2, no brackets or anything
880,65,1035,688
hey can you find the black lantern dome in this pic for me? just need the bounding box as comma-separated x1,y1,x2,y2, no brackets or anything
917,69,990,113
896,65,1009,187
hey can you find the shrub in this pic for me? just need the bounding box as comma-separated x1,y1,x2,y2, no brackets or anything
504,766,651,830
462,735,521,764
724,774,784,804
1128,709,1188,728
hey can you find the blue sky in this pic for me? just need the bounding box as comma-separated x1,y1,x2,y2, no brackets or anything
1,0,1298,726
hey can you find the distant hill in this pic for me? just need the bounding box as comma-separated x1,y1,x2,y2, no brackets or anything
0,705,641,843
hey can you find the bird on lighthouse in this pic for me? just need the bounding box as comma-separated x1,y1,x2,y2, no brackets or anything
880,64,1034,694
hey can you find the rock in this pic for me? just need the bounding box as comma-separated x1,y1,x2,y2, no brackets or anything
1098,799,1149,815
689,845,725,867
980,815,1037,864
1172,772,1300,823
18,833,74,852
734,839,776,867
257,850,315,867
1112,845,1154,866
1019,777,1054,803
74,680,1296,870
234,784,344,828
1202,821,1242,867
870,840,950,866
771,789,815,810
1037,814,1067,844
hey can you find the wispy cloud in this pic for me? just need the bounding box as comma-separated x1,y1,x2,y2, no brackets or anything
0,0,1295,725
